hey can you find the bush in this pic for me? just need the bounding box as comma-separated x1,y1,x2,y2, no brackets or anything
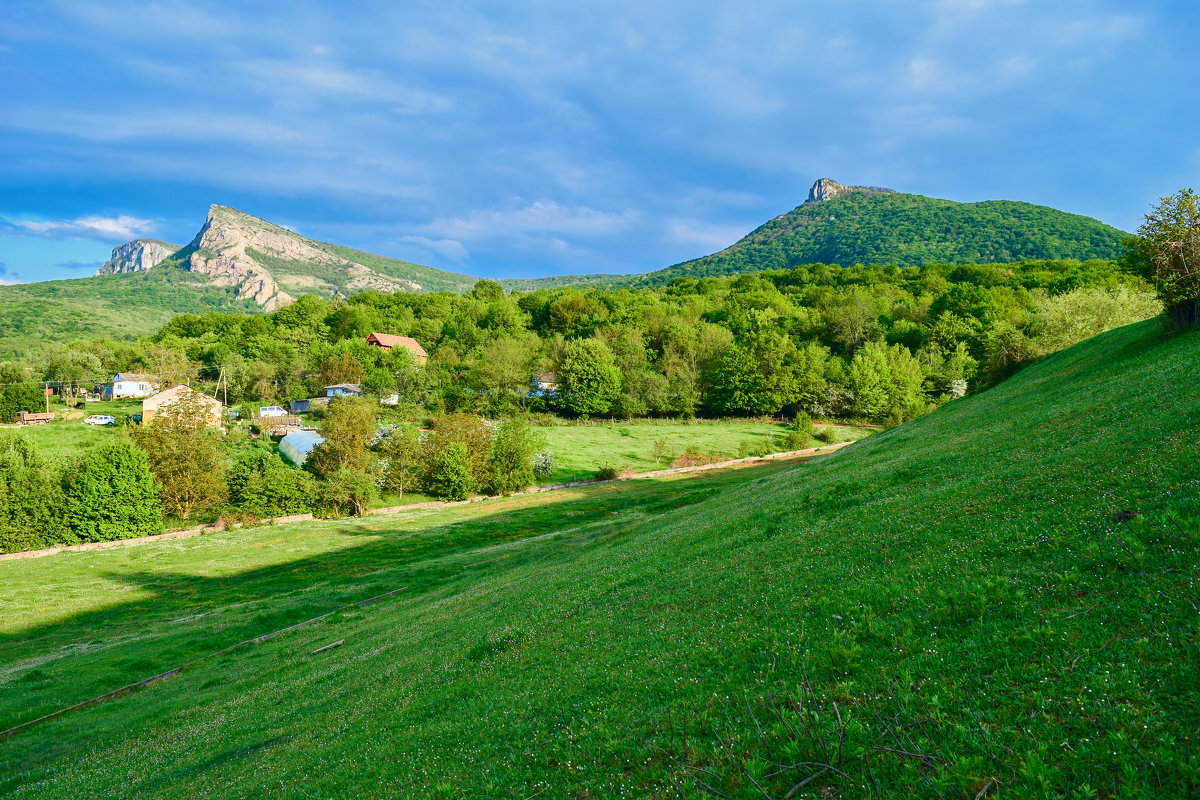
783,412,814,450
64,441,163,542
671,448,722,468
0,435,67,554
814,427,836,444
227,444,315,517
487,418,548,495
532,449,555,481
424,442,476,501
595,464,619,481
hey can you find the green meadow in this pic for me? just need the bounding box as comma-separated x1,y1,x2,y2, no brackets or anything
0,319,1197,798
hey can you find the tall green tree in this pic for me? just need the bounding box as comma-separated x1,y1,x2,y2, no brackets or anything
555,338,621,417
487,418,548,495
132,391,227,521
307,397,378,479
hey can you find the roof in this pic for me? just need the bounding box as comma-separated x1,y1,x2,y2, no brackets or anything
366,332,428,357
280,430,325,454
533,372,558,382
324,383,362,392
113,373,158,383
143,384,222,408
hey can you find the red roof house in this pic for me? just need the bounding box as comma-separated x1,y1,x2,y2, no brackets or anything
365,332,428,365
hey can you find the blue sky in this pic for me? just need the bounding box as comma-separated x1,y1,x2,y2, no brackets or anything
1,0,1197,284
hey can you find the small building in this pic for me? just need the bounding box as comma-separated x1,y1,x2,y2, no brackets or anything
325,383,362,398
107,373,159,399
529,372,558,398
279,430,325,467
142,384,224,426
379,393,400,406
290,397,331,414
18,411,54,425
365,332,428,366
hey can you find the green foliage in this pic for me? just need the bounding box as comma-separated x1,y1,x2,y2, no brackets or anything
63,440,162,542
0,364,44,422
306,397,378,479
555,338,621,417
1122,187,1200,328
226,444,315,517
487,419,548,495
131,390,227,520
376,426,422,500
782,412,813,450
646,188,1130,284
0,436,67,553
317,467,377,517
423,442,476,501
594,464,619,480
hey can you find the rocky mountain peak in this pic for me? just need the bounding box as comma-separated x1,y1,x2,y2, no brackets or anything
805,178,897,204
95,239,180,276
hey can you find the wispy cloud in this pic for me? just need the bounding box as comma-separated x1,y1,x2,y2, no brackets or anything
2,215,155,240
396,235,470,262
0,260,20,284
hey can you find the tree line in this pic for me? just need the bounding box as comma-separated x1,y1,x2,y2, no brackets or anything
0,258,1163,428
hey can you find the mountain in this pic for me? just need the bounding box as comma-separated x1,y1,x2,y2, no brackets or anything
94,205,484,310
634,178,1132,285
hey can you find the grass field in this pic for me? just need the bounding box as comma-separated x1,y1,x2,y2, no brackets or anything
539,420,869,483
2,320,1197,797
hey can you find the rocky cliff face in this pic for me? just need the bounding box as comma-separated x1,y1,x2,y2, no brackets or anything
805,178,896,204
184,205,428,310
95,239,179,275
184,206,296,311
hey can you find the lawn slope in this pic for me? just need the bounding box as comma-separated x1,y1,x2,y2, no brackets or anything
1,319,1197,798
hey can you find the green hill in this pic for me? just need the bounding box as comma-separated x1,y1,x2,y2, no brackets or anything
2,317,1196,797
0,268,258,356
639,179,1131,285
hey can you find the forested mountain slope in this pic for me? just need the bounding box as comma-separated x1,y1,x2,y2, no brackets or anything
639,179,1130,285
3,318,1196,797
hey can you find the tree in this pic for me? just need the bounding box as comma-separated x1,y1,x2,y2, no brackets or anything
424,442,475,501
227,444,315,517
1123,188,1200,329
419,413,493,490
0,435,66,553
317,353,367,389
487,418,548,495
64,441,163,542
306,397,378,479
132,391,227,520
376,426,421,500
319,467,377,516
0,364,44,423
555,338,621,417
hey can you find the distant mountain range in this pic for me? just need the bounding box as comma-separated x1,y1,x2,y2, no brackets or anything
0,180,1133,351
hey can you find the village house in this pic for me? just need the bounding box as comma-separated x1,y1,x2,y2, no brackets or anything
106,373,159,399
141,384,224,426
365,332,428,366
529,371,559,398
325,383,362,398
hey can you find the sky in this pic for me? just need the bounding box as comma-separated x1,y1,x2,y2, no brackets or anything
1,0,1198,284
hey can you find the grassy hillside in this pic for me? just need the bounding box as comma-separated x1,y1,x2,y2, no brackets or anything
0,268,258,356
641,190,1131,285
1,317,1196,797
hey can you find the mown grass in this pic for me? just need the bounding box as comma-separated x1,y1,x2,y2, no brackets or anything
0,319,1197,798
539,420,870,482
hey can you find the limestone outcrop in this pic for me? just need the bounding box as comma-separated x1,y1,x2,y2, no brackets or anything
95,239,179,275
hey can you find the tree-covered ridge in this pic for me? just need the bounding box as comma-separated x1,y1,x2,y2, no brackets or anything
642,190,1131,285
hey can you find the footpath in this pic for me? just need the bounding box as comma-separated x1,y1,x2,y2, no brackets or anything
0,441,851,563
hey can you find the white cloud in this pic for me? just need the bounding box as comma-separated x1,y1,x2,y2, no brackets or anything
396,235,470,261
422,201,636,242
8,215,155,240
663,218,748,252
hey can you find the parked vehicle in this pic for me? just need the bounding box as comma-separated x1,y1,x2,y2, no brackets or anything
84,415,115,426
258,406,287,417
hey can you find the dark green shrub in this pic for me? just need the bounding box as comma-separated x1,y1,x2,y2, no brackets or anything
227,444,315,517
487,418,548,495
595,464,619,481
64,441,163,542
814,426,836,444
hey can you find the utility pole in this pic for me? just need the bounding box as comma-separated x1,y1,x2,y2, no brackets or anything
213,366,228,406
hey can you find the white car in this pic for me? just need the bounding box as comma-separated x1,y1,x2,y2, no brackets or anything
84,415,115,426
258,406,287,417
